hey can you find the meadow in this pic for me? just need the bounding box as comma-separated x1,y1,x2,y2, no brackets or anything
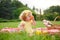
0,21,60,40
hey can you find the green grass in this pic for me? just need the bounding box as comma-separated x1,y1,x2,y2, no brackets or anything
0,21,45,29
0,21,60,40
0,22,19,29
0,21,60,28
0,32,60,40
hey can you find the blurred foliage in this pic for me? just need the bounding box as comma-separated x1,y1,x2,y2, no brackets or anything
0,0,24,19
43,6,60,21
1,0,60,21
0,0,36,21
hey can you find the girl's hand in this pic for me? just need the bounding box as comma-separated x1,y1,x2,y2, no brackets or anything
33,21,36,26
31,20,36,26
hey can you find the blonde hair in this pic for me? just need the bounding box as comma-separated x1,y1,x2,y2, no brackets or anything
19,10,32,21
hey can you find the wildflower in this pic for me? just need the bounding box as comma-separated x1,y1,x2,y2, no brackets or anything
35,30,42,35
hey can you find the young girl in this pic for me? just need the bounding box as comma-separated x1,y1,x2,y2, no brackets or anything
18,10,36,36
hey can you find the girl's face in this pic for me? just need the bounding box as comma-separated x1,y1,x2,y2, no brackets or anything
26,13,33,21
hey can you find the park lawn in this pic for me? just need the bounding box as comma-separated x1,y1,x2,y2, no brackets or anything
0,21,60,28
0,21,60,40
0,21,45,29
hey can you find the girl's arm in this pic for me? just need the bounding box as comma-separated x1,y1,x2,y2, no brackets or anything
30,15,36,26
32,20,36,26
31,17,36,26
18,23,25,30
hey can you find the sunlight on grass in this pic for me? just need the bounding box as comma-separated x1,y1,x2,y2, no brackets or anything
0,21,60,40
0,21,60,29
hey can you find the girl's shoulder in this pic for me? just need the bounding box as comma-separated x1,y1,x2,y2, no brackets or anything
20,21,26,24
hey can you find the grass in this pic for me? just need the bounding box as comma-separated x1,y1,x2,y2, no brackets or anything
0,21,45,29
0,21,60,40
0,21,60,28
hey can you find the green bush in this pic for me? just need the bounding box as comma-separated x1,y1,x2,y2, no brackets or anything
0,18,21,22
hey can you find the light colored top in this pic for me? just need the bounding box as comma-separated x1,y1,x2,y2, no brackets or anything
18,21,33,34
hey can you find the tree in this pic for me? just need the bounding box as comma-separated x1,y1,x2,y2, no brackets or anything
0,0,13,19
25,4,28,7
0,0,36,20
0,0,25,19
44,6,60,20
33,6,35,10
